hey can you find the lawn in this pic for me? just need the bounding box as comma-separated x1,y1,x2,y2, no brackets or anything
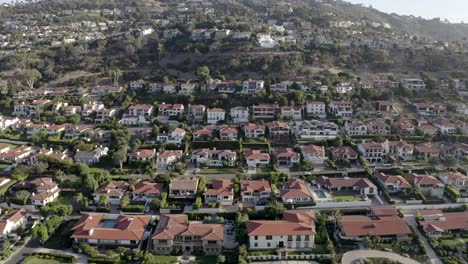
256,167,273,174
56,191,75,204
44,219,77,249
143,255,178,264
199,167,237,174
331,192,363,201
440,238,463,247
0,163,11,169
22,257,62,264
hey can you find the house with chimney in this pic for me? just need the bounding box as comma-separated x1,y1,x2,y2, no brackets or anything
14,177,61,207
383,140,414,160
128,149,156,162
152,214,224,255
331,146,358,162
417,210,468,238
414,143,439,159
247,211,316,250
338,212,411,241
242,123,265,139
376,173,411,194
192,126,214,141
219,127,238,141
438,172,468,197
267,121,290,141
408,173,445,198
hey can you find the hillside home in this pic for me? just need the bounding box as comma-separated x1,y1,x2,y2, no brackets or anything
243,80,264,94
188,104,206,121
203,179,234,205
192,126,214,141
418,211,468,238
71,214,152,248
28,177,60,207
74,146,109,165
128,149,156,162
413,103,446,116
191,148,237,167
169,178,199,199
291,120,339,140
0,209,28,238
301,145,327,164
408,173,445,198
358,141,385,163
158,103,184,117
367,120,391,135
247,211,316,250
267,121,290,140
219,127,238,141
280,179,313,203
245,150,271,168
330,101,352,120
132,181,165,202
92,181,129,205
338,214,411,241
402,79,426,90
329,146,357,162
383,140,414,160
315,176,377,196
157,150,183,169
438,172,468,197
344,120,368,136
281,106,302,120
156,128,186,144
274,148,300,166
376,173,411,194
152,214,224,255
242,123,265,139
305,102,326,118
241,180,272,203
207,108,226,125
252,104,279,120
229,106,249,124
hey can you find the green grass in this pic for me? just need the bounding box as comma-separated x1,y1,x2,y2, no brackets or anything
56,191,75,204
0,180,17,196
22,257,62,264
331,192,363,201
199,167,237,174
143,255,178,264
195,256,218,264
440,239,463,247
0,163,11,169
44,220,77,249
256,167,273,173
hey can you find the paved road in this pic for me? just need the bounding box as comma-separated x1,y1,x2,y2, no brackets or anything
403,215,443,264
0,139,29,145
4,238,88,264
342,249,421,264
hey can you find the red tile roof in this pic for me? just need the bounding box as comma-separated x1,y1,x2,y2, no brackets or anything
244,150,270,160
72,214,152,241
280,179,313,199
153,214,224,241
203,179,234,196
420,212,468,233
340,216,411,237
377,173,411,188
241,180,271,193
133,181,165,195
247,211,316,236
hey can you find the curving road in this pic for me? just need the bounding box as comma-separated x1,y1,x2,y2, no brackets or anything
342,250,421,264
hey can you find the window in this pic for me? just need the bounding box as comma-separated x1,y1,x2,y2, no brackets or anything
255,236,258,240
254,242,258,247
267,242,271,247
266,236,272,240
208,240,217,244
305,235,310,241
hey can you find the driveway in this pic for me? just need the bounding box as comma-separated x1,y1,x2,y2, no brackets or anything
403,215,443,264
342,250,421,264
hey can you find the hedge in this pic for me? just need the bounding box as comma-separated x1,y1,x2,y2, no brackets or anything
121,205,145,212
191,141,240,149
25,252,76,263
88,256,122,264
444,185,460,201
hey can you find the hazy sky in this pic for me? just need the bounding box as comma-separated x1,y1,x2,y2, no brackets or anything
345,0,468,23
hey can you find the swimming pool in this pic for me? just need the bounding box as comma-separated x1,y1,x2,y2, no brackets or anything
314,190,327,198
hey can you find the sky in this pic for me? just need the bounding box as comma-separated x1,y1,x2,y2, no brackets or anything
345,0,468,23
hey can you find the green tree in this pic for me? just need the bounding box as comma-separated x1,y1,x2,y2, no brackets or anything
196,66,211,83
99,194,110,206
12,164,30,181
108,67,123,85
112,147,127,170
13,190,31,205
194,196,202,209
22,69,42,89
217,255,226,264
32,224,48,244
120,193,130,208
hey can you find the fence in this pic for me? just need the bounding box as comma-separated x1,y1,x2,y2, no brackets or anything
246,254,333,261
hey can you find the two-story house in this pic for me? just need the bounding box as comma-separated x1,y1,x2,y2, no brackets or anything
244,150,271,168
203,179,234,205
169,178,199,199
132,181,165,202
191,149,237,167
93,181,129,205
408,173,445,198
241,180,271,203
